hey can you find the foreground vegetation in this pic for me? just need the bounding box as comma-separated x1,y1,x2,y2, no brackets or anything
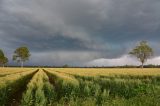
45,68,160,106
0,68,160,106
0,68,37,106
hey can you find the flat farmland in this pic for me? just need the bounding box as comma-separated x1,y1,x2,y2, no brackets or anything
0,68,160,106
48,68,160,76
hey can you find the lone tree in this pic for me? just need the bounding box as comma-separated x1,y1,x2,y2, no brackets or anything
129,41,153,68
0,49,8,67
13,46,30,67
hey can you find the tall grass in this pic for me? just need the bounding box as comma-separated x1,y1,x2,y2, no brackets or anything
74,74,160,105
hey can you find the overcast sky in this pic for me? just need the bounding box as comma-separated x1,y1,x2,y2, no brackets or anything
0,0,160,66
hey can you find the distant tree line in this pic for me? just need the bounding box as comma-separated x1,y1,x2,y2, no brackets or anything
6,64,160,68
0,41,154,68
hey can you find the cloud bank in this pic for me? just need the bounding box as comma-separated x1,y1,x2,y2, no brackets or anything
0,0,160,66
86,55,160,66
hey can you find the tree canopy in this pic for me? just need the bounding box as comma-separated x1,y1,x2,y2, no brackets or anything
129,41,153,68
13,46,31,67
0,49,8,67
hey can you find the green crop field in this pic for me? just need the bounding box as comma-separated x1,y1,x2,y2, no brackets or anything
0,68,160,106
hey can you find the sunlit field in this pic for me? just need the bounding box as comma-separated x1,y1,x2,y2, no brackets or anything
48,68,160,76
0,68,160,106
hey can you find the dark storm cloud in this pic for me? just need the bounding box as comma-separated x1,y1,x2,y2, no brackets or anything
0,0,160,66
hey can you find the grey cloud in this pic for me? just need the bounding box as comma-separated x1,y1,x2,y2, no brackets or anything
0,0,160,66
29,51,101,66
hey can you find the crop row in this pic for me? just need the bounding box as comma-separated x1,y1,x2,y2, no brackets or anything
21,70,56,106
45,69,160,106
0,69,37,106
0,68,34,77
1,69,160,106
49,68,160,76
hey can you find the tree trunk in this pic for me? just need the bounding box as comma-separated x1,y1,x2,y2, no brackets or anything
21,61,23,68
141,62,144,69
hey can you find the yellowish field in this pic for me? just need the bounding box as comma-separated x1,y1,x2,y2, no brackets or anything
0,68,160,105
0,70,36,85
1,68,160,76
46,69,79,85
47,68,160,76
0,68,35,75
